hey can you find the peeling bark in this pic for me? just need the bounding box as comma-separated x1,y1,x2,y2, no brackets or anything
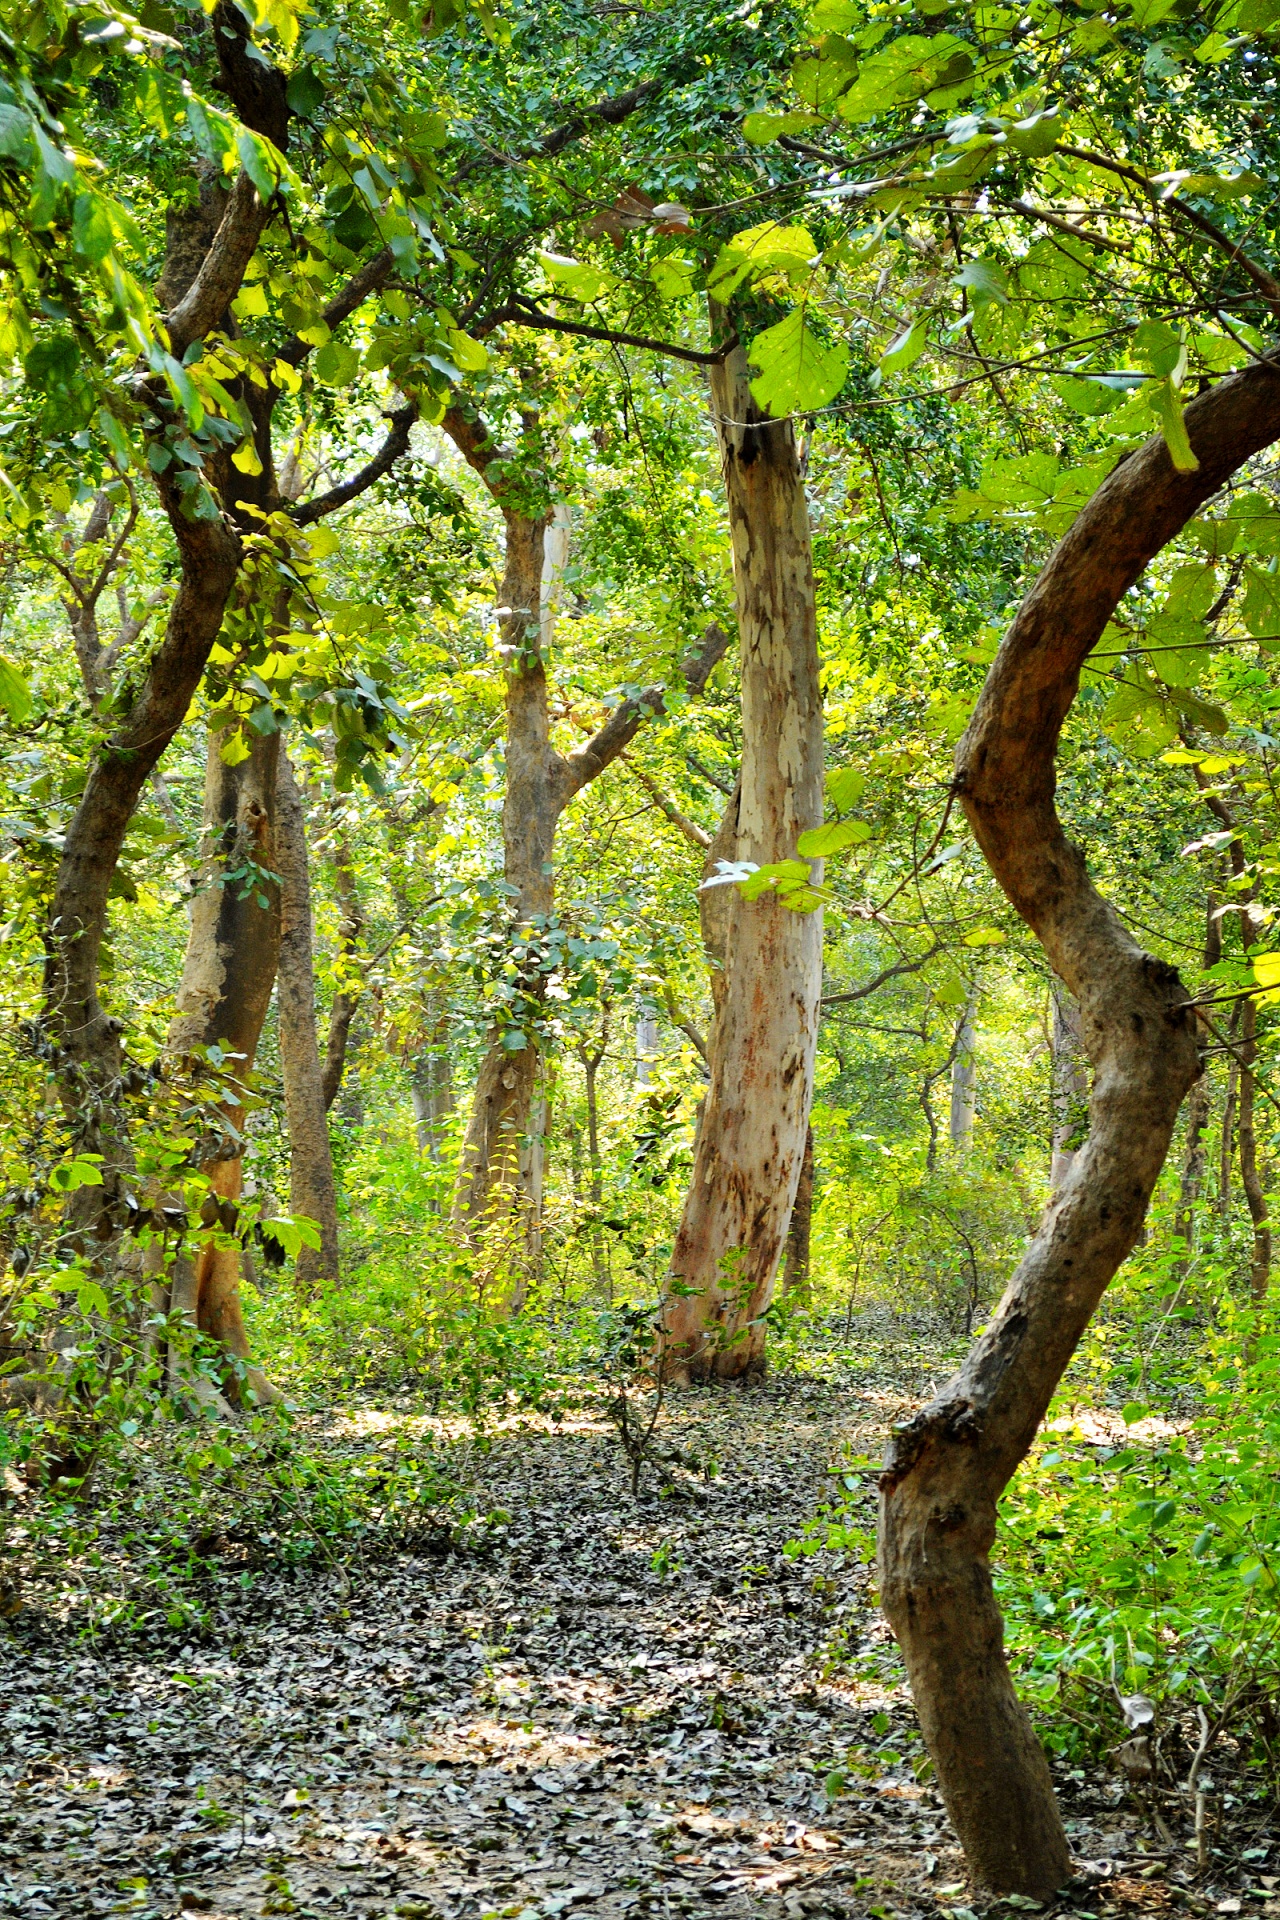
878,362,1280,1896
660,339,824,1382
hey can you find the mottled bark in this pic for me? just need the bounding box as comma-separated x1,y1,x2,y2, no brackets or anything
276,749,341,1292
879,362,1280,1896
660,338,824,1382
164,727,283,1406
445,403,730,1250
948,992,977,1149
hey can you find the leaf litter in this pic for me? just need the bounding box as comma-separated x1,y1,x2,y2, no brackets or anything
0,1355,1273,1920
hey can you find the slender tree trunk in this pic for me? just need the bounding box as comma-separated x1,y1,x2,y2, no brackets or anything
949,991,977,1149
1220,1032,1240,1220
783,1124,814,1299
1049,981,1088,1191
1239,994,1271,1302
581,1028,609,1297
165,727,283,1405
275,748,341,1292
321,821,365,1112
1174,896,1221,1271
409,991,454,1160
452,506,554,1237
660,338,824,1382
879,366,1280,1896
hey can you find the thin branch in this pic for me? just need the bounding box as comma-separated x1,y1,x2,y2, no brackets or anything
822,942,944,1007
560,622,732,795
291,407,416,525
166,173,273,359
624,758,711,849
477,299,737,369
277,248,396,369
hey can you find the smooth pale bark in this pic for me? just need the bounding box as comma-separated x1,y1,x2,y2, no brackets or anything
948,993,978,1149
1049,982,1088,1191
445,403,730,1252
164,728,283,1407
660,343,824,1381
878,363,1280,1897
275,749,341,1292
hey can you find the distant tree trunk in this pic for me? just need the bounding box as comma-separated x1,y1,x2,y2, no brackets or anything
948,992,977,1149
164,727,283,1405
1174,896,1221,1271
409,991,454,1160
275,748,341,1292
1240,995,1271,1302
321,821,365,1112
1049,982,1087,1191
880,366,1280,1896
660,336,824,1382
580,1020,610,1298
783,1125,815,1300
444,404,729,1260
1220,1028,1240,1220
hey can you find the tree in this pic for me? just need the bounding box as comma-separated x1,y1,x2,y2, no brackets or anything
659,337,824,1380
880,367,1280,1895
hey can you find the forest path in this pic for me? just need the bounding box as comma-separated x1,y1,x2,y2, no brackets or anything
0,1363,1143,1920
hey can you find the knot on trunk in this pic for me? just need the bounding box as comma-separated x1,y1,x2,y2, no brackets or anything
880,1394,981,1493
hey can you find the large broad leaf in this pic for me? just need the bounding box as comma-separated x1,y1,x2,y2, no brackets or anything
796,819,873,857
742,109,825,145
748,309,848,414
538,253,617,301
1148,377,1199,473
707,223,820,301
0,659,31,724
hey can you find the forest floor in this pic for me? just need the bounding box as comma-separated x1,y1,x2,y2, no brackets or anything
0,1345,1272,1920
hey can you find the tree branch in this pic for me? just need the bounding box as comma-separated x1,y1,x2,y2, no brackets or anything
277,247,396,370
166,173,273,359
477,299,737,369
821,943,944,1007
560,622,732,796
625,758,712,849
291,407,416,525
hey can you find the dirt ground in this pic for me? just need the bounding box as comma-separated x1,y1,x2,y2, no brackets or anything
0,1369,1272,1920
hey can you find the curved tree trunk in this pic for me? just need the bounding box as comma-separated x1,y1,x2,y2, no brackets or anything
660,341,824,1381
878,363,1280,1897
165,727,283,1406
276,748,341,1292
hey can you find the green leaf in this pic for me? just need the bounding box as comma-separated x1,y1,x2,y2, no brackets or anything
878,316,927,374
1003,109,1064,156
285,65,326,117
538,253,617,301
1121,1401,1148,1425
0,104,33,162
748,309,849,414
1242,564,1280,640
792,35,860,108
796,819,872,856
953,258,1008,310
313,339,361,386
963,927,1004,947
1148,378,1199,472
742,109,825,144
77,1280,111,1318
220,728,252,766
448,328,488,372
0,659,31,724
825,766,865,810
236,127,279,202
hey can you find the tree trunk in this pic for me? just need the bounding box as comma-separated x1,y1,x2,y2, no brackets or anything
783,1124,814,1299
581,1025,609,1298
321,820,365,1112
275,748,341,1292
660,340,824,1382
1239,994,1270,1302
879,364,1280,1896
1049,981,1088,1191
165,727,283,1405
452,506,554,1239
1174,895,1221,1271
948,992,977,1149
409,992,454,1161
442,405,730,1265
1220,1030,1240,1220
